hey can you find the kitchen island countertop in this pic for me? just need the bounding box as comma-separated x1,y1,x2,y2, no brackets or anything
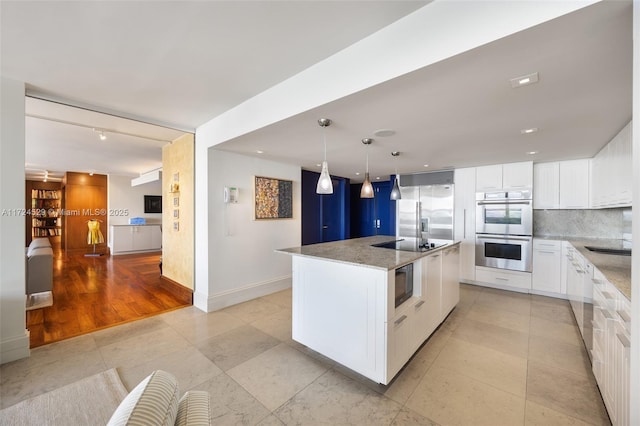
277,236,459,271
534,235,630,300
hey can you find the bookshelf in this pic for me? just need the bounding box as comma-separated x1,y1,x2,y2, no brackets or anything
26,181,62,245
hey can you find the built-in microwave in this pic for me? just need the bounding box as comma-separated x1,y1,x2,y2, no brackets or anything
395,263,414,308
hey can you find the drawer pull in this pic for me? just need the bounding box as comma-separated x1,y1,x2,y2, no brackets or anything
415,300,425,308
394,315,407,326
495,277,509,281
616,333,631,348
539,250,556,254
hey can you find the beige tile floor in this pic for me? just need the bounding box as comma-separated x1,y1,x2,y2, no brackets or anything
0,284,611,425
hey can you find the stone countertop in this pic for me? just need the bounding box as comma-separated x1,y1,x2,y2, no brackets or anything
276,236,459,271
534,235,631,300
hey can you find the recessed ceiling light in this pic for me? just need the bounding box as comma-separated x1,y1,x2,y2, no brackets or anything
375,176,381,180
423,164,429,168
373,129,396,137
510,72,539,88
316,163,322,167
526,151,539,155
355,172,361,176
256,150,264,154
520,127,538,135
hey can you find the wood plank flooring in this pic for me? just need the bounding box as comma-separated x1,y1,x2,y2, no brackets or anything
26,247,190,348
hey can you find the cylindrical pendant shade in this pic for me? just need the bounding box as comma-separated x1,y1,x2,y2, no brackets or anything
316,161,333,194
360,172,374,198
390,176,402,200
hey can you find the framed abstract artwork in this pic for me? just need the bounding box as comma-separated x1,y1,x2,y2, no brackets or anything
254,176,293,220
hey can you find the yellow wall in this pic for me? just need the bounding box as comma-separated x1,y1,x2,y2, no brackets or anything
162,133,194,289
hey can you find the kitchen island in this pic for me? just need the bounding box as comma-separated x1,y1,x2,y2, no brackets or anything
277,236,460,384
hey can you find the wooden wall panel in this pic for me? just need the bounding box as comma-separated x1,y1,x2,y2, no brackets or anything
62,172,108,252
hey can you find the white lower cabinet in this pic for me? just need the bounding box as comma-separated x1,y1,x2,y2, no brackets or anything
532,239,563,295
441,245,460,319
475,266,532,291
574,247,631,426
291,244,460,385
110,225,162,254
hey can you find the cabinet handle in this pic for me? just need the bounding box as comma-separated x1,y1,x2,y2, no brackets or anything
394,315,407,326
616,333,631,348
538,250,556,254
463,209,466,239
415,300,425,308
495,277,509,281
431,255,440,259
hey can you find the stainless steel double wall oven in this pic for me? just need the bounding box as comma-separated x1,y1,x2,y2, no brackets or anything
475,189,533,272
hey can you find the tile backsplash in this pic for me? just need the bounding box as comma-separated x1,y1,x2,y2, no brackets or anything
533,208,632,239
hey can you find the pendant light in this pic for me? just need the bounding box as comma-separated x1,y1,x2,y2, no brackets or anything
390,151,402,200
360,138,374,198
316,118,333,194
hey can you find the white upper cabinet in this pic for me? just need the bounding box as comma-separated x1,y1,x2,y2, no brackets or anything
533,162,560,209
559,159,590,209
476,161,532,191
533,159,590,210
502,161,533,189
591,121,632,208
475,165,502,191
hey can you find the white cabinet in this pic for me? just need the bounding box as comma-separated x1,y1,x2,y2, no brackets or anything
532,239,562,294
591,270,631,426
110,225,162,254
454,167,476,281
533,160,590,209
420,253,442,341
475,266,532,291
388,302,416,377
475,165,502,191
476,162,532,191
441,245,460,319
559,159,590,208
591,121,632,208
503,161,533,189
533,162,560,209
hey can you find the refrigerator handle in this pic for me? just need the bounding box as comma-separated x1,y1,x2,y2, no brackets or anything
416,202,421,240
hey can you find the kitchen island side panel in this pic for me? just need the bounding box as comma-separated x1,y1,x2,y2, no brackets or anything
292,256,390,383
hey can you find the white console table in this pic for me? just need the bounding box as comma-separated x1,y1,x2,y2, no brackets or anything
110,225,162,255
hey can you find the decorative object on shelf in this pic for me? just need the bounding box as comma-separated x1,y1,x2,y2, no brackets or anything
390,151,402,200
316,118,333,194
360,138,374,198
254,176,293,219
85,219,104,257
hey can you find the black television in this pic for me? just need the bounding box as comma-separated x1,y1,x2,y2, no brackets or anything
144,195,162,213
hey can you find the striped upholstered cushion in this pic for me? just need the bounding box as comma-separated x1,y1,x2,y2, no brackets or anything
107,370,180,426
175,391,211,426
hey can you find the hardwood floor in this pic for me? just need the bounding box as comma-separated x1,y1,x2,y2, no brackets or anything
26,247,191,348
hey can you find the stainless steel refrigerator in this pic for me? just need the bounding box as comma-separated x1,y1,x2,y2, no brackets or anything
397,184,454,244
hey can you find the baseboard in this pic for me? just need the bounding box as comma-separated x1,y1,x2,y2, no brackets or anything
195,275,292,313
463,279,569,300
0,331,30,365
159,275,193,305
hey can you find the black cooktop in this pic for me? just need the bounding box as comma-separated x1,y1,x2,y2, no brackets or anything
371,239,446,253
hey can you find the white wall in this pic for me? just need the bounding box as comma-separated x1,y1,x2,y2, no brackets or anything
107,174,162,226
0,78,30,364
194,150,300,311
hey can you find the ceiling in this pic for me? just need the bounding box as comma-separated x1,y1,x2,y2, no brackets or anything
1,1,632,183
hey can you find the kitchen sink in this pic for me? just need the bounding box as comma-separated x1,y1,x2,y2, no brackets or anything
584,246,631,256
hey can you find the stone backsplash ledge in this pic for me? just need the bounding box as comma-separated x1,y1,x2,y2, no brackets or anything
533,207,631,239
